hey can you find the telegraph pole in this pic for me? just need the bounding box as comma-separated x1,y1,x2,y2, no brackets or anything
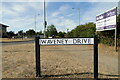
44,0,47,38
35,15,36,33
78,8,80,25
35,14,40,35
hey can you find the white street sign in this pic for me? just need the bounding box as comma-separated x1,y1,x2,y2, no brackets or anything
39,38,94,45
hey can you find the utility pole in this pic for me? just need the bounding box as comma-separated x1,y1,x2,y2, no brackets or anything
78,8,80,25
35,14,40,35
44,0,47,38
35,15,36,33
67,29,69,33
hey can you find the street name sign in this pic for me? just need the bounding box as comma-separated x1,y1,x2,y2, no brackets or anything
39,38,94,45
35,36,98,79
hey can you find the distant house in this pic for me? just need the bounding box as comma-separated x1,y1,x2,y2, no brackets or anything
0,23,9,38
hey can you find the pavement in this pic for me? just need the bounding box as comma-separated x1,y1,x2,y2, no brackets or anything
1,40,34,46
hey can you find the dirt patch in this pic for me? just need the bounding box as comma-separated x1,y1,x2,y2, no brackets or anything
2,43,35,78
2,43,119,78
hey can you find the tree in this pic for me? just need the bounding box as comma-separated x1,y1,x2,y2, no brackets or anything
46,24,57,37
66,22,96,38
57,31,65,38
117,14,120,22
36,30,43,35
7,31,15,37
26,29,35,36
18,30,23,36
66,31,73,38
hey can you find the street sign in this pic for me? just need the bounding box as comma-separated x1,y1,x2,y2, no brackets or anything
39,38,94,45
96,7,117,31
35,36,98,80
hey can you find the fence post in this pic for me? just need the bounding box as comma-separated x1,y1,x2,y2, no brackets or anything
35,36,41,77
94,35,98,80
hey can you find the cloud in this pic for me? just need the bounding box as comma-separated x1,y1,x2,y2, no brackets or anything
81,2,117,24
59,5,70,11
1,2,45,33
0,3,2,22
66,13,74,17
2,2,45,17
27,2,45,11
48,4,77,32
1,0,120,2
2,15,44,33
48,16,77,32
51,11,61,17
51,5,70,17
1,2,118,33
2,17,32,32
11,4,27,13
58,19,77,31
2,3,19,17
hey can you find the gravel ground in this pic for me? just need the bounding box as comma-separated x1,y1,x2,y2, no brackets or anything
2,43,119,78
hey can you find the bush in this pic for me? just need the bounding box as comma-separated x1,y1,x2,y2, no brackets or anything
66,22,119,46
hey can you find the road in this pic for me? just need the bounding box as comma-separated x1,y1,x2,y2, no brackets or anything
1,40,34,46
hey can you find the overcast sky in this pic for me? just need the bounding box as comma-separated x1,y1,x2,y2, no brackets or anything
1,1,118,33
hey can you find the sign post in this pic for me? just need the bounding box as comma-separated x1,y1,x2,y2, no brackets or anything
35,36,98,80
94,35,98,80
35,37,41,77
115,7,117,51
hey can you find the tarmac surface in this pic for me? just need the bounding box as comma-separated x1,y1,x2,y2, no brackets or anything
1,40,34,46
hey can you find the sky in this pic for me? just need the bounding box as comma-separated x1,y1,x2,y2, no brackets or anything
1,1,118,33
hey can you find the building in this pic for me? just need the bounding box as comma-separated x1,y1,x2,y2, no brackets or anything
0,23,9,38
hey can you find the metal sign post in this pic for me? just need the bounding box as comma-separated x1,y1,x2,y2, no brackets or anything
115,27,117,51
115,7,118,51
94,35,98,80
35,36,98,80
35,37,41,77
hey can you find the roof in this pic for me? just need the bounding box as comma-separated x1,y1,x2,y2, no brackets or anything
0,23,9,27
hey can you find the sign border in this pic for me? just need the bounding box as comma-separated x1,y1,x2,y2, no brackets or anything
39,37,94,46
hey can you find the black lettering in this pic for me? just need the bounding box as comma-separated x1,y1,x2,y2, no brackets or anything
40,40,47,44
57,39,62,44
73,39,77,44
65,39,68,44
53,40,56,44
47,40,53,44
77,39,81,43
83,39,88,43
88,39,90,43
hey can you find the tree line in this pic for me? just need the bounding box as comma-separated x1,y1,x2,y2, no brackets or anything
7,29,43,38
7,14,120,46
